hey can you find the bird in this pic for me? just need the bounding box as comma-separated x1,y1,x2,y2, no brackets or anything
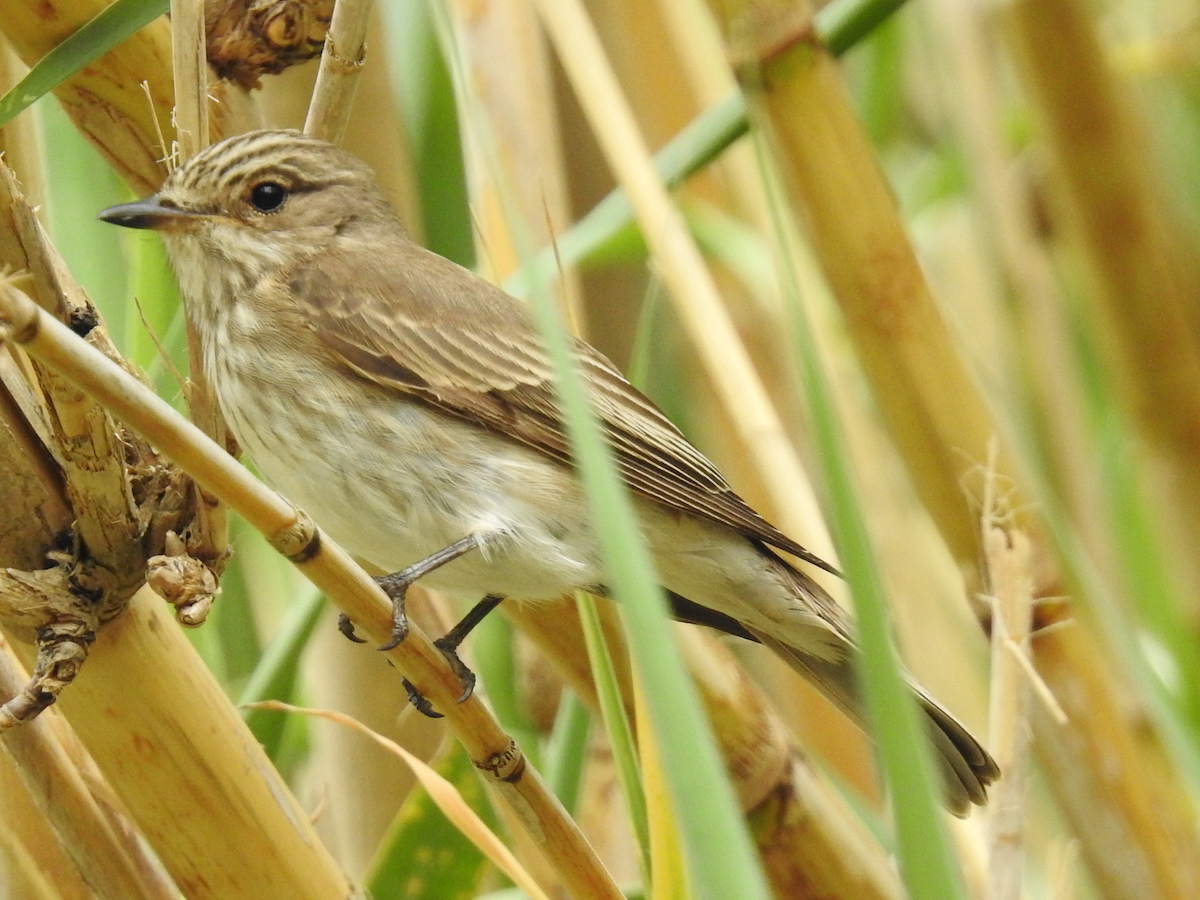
98,128,998,814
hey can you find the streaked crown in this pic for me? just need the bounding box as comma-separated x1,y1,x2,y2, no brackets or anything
158,129,393,230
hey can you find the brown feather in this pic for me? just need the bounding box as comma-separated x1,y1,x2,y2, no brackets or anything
287,235,838,575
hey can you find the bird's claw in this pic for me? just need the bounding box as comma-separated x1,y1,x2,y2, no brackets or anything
362,562,495,716
434,636,478,704
337,612,368,644
397,643,478,717
401,678,443,719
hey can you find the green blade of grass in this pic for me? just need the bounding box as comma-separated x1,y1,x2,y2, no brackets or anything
576,592,650,883
378,0,474,268
820,0,910,57
758,137,966,900
541,689,591,815
522,241,774,900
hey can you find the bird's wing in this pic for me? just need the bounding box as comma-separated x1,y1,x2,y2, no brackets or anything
288,239,835,572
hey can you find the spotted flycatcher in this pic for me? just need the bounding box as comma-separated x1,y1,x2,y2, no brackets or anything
100,129,998,813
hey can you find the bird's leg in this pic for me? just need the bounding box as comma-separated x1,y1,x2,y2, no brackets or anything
397,594,505,715
374,533,486,651
434,594,505,703
337,533,500,718
338,533,486,646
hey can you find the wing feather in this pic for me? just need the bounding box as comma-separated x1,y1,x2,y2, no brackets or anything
289,238,836,572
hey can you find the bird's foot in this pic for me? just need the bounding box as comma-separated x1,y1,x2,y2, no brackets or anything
395,594,506,716
433,636,477,704
374,569,412,652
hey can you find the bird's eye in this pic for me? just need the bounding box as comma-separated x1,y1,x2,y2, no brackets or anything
249,182,288,212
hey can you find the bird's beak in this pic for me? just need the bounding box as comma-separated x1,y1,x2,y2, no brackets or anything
97,196,205,231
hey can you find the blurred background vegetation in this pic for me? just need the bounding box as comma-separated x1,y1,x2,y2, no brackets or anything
1,0,1200,898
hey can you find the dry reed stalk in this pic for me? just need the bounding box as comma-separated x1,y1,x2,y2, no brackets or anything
447,0,580,312
1031,614,1200,900
983,525,1034,900
170,0,234,580
0,782,89,900
172,0,210,161
0,286,626,900
304,0,373,143
709,0,1010,579
655,0,737,107
922,0,1095,528
0,45,46,210
0,753,96,900
1003,0,1200,539
531,0,838,571
0,635,177,900
31,586,360,900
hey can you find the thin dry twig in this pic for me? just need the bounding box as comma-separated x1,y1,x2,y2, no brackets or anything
1003,637,1068,726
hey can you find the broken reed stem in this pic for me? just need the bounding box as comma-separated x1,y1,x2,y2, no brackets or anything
0,634,177,900
170,0,209,162
305,0,373,143
0,284,624,900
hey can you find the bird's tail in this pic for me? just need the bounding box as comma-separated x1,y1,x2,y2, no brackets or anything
662,541,1000,814
748,626,999,816
740,553,1000,816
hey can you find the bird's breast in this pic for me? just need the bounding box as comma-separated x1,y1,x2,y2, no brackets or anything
205,329,604,598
